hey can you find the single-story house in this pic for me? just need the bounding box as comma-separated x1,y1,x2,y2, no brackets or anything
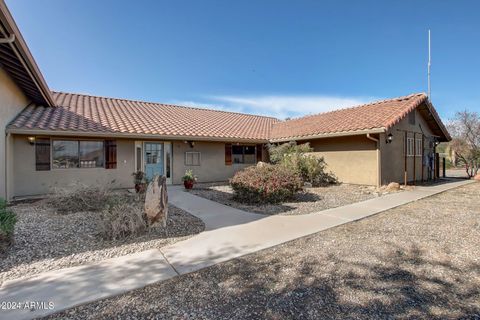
0,2,450,200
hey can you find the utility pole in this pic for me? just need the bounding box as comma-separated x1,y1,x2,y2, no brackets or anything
428,29,431,100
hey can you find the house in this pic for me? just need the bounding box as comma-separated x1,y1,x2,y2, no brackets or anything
0,2,450,200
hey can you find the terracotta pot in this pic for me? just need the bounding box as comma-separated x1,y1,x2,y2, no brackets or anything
184,180,194,189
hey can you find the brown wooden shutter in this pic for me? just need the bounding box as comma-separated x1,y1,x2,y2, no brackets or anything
105,140,117,169
256,144,263,163
35,138,50,171
225,143,232,165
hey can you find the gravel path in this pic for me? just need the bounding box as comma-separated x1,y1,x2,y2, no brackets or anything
50,182,480,319
0,203,204,285
188,182,390,215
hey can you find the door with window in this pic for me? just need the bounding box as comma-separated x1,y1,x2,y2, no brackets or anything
144,142,164,180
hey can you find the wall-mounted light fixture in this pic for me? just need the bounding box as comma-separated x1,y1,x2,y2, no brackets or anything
386,133,393,144
27,136,35,145
188,141,195,148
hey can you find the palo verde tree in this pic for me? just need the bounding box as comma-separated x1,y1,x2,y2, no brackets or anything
447,110,480,177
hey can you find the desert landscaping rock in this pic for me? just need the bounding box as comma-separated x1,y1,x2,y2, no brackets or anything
189,182,386,215
48,183,480,319
0,202,204,285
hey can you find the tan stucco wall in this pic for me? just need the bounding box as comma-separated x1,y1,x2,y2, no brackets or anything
380,105,436,184
12,136,135,197
172,141,252,184
0,68,30,200
303,135,378,185
11,136,259,197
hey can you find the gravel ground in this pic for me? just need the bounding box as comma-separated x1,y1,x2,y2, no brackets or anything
50,182,480,319
188,182,393,215
0,203,204,285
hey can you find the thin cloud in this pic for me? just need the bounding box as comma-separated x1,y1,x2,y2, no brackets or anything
171,94,379,119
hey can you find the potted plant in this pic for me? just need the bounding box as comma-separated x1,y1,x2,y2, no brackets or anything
182,169,197,189
132,171,148,193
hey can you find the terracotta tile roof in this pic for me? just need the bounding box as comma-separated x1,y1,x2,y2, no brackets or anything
8,91,279,141
270,93,450,141
8,91,450,142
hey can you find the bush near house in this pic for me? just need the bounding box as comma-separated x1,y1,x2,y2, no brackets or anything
0,198,16,253
99,198,147,240
268,142,338,186
47,183,115,214
230,164,303,204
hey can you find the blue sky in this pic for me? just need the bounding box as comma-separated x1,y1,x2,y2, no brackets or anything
6,0,480,120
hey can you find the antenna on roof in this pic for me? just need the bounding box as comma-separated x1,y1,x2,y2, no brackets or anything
427,29,431,100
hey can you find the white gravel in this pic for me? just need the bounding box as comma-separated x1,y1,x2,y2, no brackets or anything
0,202,204,285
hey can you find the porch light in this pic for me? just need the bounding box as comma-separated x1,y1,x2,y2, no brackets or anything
27,136,35,145
386,133,393,144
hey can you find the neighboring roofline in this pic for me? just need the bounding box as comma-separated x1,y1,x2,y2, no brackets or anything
5,127,270,144
0,1,54,106
269,128,386,143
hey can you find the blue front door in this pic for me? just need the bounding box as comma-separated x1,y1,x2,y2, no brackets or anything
144,142,164,180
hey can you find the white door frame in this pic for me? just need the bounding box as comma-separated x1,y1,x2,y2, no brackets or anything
135,141,172,184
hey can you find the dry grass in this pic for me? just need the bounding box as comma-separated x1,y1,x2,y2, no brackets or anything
46,184,114,214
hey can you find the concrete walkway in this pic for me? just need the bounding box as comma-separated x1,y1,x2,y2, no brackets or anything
0,179,474,320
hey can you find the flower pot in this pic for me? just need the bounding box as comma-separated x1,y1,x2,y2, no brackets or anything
184,180,194,189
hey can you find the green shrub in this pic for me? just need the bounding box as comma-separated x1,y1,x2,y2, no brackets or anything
0,198,16,252
230,164,303,203
99,199,147,240
47,184,114,214
268,142,337,186
268,141,313,164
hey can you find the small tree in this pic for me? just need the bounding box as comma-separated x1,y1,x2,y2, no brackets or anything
447,110,480,177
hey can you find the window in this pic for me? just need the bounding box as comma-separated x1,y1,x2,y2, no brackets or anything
415,138,423,156
52,140,106,169
35,138,51,171
185,152,200,166
406,138,414,157
232,145,256,164
53,140,79,168
80,141,104,168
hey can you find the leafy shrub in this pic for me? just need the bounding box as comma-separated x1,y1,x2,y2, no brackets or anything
47,183,114,214
230,164,302,203
268,142,337,186
0,198,16,252
268,141,313,164
99,198,147,240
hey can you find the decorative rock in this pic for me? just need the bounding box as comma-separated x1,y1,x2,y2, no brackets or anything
385,182,401,192
256,161,267,167
144,175,168,227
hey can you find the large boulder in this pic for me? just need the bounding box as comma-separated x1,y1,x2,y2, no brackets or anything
144,175,168,227
384,182,401,192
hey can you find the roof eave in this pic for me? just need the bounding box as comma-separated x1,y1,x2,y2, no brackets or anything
269,128,386,143
6,128,270,143
0,2,54,106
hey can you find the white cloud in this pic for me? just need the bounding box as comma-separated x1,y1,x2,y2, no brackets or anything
171,94,379,119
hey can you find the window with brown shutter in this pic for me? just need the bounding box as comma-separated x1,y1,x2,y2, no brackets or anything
105,140,117,169
256,144,263,163
225,143,232,165
35,138,51,171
